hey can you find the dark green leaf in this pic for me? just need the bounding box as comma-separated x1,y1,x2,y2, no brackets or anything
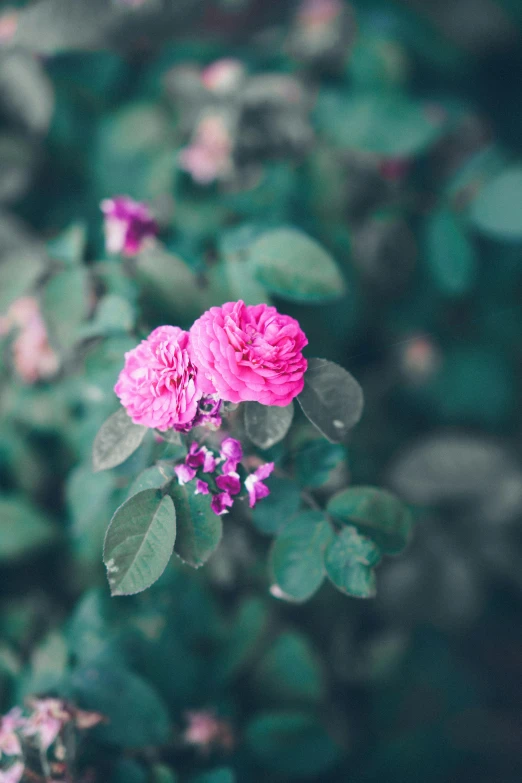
254,632,324,702
251,476,301,535
470,166,522,239
68,662,170,747
327,486,413,555
126,464,175,500
324,527,381,598
192,770,235,783
270,511,333,602
424,208,476,296
169,482,222,568
249,228,345,303
246,711,340,777
297,358,363,442
0,249,45,312
42,266,89,351
0,496,56,561
93,408,147,472
217,597,269,681
103,489,176,596
151,765,179,783
244,401,294,450
46,222,87,266
295,440,346,488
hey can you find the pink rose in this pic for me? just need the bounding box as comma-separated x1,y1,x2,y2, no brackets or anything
189,301,308,407
114,326,202,431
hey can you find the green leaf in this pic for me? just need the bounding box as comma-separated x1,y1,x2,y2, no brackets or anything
295,440,346,488
316,91,446,157
0,249,45,312
127,464,175,500
270,512,333,602
470,166,522,239
248,228,345,303
78,294,135,339
324,527,381,599
251,476,301,535
93,408,147,472
424,208,476,296
192,770,235,783
135,244,204,324
103,489,176,596
244,401,294,450
327,486,413,555
151,765,179,783
67,463,117,567
217,597,269,681
246,711,340,777
255,632,325,702
68,662,170,748
41,266,89,351
297,358,364,442
0,497,56,561
169,482,222,568
46,222,87,266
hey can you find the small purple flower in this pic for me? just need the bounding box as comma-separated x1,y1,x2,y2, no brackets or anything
186,443,218,473
216,472,241,496
245,462,274,508
195,479,210,495
220,438,243,474
175,464,197,485
211,492,234,516
101,196,157,257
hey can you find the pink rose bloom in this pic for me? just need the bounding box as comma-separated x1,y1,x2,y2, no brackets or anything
189,301,308,407
114,326,202,431
100,196,157,256
179,114,233,185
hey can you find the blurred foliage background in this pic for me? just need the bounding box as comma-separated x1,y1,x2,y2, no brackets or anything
2,0,522,781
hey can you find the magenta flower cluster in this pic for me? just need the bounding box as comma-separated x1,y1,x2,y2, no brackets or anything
101,196,158,257
175,438,274,515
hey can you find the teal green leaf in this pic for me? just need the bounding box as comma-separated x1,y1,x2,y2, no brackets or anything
469,166,522,239
251,476,301,535
41,266,89,351
46,222,87,266
0,496,56,562
327,486,413,555
67,463,117,566
295,440,346,488
192,770,235,783
78,294,135,339
425,208,476,296
246,711,340,777
103,489,176,596
248,228,345,303
324,526,381,599
217,597,269,681
169,482,222,568
244,401,294,450
298,358,363,442
151,765,179,783
270,511,333,602
126,464,175,500
0,250,45,312
93,408,147,472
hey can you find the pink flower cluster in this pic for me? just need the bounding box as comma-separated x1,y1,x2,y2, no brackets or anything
175,437,274,516
183,709,234,754
0,699,103,783
115,300,308,431
0,297,59,384
101,196,157,256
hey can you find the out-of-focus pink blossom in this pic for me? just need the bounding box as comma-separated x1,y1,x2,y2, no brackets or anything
0,297,59,384
23,699,69,752
0,709,24,758
211,492,234,516
220,437,243,474
245,462,274,508
0,761,24,783
183,710,234,753
0,11,18,45
201,59,245,94
101,196,157,257
114,326,202,431
179,114,233,185
189,300,308,406
298,0,342,26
